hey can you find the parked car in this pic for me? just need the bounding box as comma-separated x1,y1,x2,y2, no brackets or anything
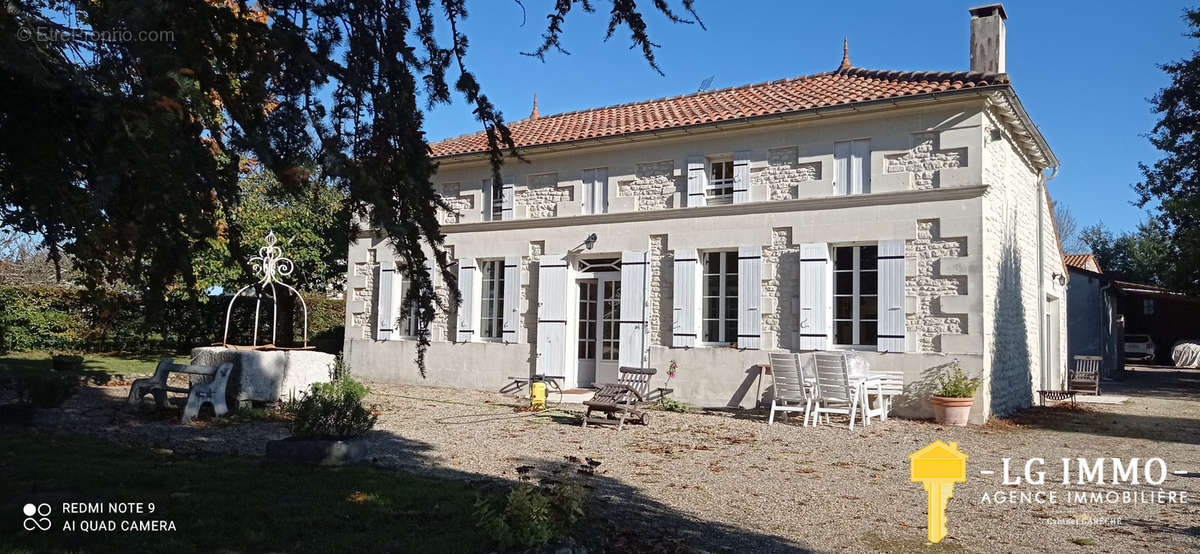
1124,334,1156,362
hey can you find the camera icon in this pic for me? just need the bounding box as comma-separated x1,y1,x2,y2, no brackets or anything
22,503,52,531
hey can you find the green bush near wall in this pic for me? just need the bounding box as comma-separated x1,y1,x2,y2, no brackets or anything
0,286,345,355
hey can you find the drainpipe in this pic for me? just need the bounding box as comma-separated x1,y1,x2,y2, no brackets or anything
1099,279,1114,378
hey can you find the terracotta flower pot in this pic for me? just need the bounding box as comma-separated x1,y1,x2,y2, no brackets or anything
930,396,974,426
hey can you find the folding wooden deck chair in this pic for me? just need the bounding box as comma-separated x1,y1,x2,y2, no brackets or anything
581,366,656,429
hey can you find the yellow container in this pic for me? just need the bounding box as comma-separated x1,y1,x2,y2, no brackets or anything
530,381,546,410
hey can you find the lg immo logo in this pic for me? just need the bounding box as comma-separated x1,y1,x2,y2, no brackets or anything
909,441,968,544
23,503,52,531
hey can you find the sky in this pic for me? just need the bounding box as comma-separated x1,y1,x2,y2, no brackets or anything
420,0,1197,237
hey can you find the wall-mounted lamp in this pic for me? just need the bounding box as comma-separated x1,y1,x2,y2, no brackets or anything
1051,272,1066,286
583,233,598,250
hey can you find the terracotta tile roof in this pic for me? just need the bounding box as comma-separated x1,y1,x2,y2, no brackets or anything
429,67,1010,158
1063,253,1102,274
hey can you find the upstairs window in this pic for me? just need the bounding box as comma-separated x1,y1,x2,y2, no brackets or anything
833,245,878,347
479,259,505,339
834,139,870,195
707,160,734,204
701,251,738,344
483,178,503,221
1143,298,1155,315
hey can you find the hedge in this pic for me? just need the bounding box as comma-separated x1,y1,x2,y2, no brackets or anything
0,285,344,354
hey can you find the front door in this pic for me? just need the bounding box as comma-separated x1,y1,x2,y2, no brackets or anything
576,272,621,387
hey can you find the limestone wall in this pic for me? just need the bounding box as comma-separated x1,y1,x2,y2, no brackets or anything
519,173,572,219
619,160,676,211
981,108,1066,417
754,147,821,200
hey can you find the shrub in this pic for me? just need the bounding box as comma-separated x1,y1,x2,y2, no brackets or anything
475,470,588,549
287,357,375,438
934,363,982,398
288,385,377,438
51,353,84,372
0,285,345,354
15,373,80,408
655,397,690,413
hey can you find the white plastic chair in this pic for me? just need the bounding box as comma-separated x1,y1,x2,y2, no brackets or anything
767,352,814,425
812,352,864,429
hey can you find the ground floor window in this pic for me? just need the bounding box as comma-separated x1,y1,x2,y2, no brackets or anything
833,245,878,347
479,259,505,339
702,250,738,344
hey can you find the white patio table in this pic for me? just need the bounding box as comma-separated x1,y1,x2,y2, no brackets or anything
842,352,886,424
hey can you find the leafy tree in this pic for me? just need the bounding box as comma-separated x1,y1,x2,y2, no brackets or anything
191,166,349,293
1078,220,1175,286
1136,8,1200,294
0,1,702,373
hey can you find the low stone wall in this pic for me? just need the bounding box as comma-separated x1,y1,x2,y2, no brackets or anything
346,338,990,424
191,347,335,404
344,339,530,392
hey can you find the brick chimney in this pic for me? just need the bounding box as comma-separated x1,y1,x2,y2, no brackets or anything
969,4,1006,74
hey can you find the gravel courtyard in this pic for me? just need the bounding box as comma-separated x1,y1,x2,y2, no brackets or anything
23,368,1200,553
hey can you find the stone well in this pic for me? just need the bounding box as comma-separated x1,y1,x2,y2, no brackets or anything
190,346,335,406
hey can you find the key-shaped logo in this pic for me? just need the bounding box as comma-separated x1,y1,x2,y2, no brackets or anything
909,441,968,543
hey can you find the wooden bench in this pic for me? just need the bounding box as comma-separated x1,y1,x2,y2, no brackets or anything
1068,355,1101,396
127,358,235,423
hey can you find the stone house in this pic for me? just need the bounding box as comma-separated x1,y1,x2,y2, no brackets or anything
344,4,1067,423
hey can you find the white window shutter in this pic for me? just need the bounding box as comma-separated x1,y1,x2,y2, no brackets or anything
737,246,762,349
501,176,515,220
686,155,707,207
377,260,396,340
580,168,595,215
456,259,477,342
619,251,649,368
671,249,698,347
834,141,851,196
392,267,407,341
592,167,608,214
502,256,521,342
481,178,493,220
536,255,568,375
877,239,906,352
798,243,829,350
852,139,870,194
733,150,751,204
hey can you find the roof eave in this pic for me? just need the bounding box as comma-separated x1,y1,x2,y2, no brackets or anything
991,87,1059,171
431,85,1013,165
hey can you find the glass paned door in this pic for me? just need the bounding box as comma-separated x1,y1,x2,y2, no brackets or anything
575,273,620,387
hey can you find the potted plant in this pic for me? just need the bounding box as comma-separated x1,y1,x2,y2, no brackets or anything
266,359,378,465
929,362,981,426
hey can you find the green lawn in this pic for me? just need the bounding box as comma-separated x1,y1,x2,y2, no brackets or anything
0,351,189,376
1,433,498,553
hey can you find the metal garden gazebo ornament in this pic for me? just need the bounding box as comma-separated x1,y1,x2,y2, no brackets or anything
222,231,310,349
